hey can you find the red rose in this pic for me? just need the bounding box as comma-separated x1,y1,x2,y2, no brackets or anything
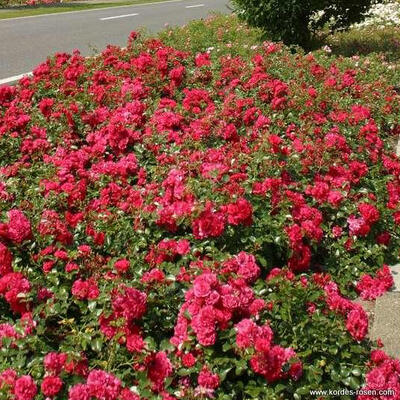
41,376,63,397
198,367,220,389
14,375,37,400
181,353,196,367
192,204,225,240
0,242,12,276
114,259,130,274
4,210,32,244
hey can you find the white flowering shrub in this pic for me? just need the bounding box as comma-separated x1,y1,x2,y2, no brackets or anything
353,1,400,28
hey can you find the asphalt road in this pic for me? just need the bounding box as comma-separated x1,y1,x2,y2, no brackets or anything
0,0,229,83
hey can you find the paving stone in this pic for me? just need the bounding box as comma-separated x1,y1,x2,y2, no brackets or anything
355,299,374,312
389,264,400,292
371,293,400,359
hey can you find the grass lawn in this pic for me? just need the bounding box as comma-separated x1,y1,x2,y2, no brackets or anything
0,0,173,19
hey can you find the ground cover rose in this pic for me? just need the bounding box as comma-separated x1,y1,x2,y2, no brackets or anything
1,16,400,399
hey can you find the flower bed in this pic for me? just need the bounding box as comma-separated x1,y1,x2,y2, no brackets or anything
1,0,62,7
1,19,400,399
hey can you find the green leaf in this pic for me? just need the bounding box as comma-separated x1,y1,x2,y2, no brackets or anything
91,338,102,352
342,376,360,390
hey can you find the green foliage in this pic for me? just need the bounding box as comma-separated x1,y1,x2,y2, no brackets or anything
263,277,370,398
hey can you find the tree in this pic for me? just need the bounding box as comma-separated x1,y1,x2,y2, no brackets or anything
232,0,375,48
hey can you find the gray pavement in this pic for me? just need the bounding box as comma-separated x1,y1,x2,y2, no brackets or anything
390,264,400,292
371,293,400,358
0,0,229,82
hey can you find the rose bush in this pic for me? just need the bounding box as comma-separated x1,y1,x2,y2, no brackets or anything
1,17,400,399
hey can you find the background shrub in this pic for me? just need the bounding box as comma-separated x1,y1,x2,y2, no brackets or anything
232,0,375,48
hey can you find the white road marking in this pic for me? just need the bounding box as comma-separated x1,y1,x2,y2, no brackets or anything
0,0,184,22
185,3,204,7
100,12,138,20
0,72,33,86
